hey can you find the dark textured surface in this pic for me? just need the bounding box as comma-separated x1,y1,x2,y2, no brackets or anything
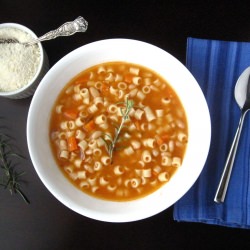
1,1,250,249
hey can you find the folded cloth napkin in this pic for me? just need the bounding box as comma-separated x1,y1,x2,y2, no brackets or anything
173,37,250,229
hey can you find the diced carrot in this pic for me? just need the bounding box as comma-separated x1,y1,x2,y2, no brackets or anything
83,120,95,132
67,136,78,152
63,109,78,120
124,74,133,84
134,120,140,130
74,75,89,85
152,170,158,177
161,134,169,141
156,134,169,145
156,136,164,146
101,82,110,94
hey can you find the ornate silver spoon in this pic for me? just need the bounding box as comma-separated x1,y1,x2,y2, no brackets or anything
0,16,88,45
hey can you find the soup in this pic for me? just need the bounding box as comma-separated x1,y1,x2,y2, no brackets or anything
49,62,188,201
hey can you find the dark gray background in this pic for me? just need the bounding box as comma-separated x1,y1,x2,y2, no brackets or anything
1,0,250,249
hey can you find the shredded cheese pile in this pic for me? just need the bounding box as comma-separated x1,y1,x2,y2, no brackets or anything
0,27,41,92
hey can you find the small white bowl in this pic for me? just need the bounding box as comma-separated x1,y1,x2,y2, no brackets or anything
0,23,49,99
27,39,211,222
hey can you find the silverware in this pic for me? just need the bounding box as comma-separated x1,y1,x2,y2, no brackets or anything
0,16,88,45
214,66,250,203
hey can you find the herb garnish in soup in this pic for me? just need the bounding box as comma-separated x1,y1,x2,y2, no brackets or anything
49,62,188,201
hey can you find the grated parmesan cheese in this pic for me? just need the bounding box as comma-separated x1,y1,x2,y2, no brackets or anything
0,27,41,92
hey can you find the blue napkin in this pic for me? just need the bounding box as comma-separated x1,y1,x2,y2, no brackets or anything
173,37,250,229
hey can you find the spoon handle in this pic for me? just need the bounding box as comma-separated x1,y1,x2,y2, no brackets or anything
214,110,247,203
27,16,88,45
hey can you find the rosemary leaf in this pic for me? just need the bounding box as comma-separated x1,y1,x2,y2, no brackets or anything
0,132,30,204
102,98,134,163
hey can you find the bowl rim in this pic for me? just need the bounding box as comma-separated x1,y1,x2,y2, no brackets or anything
27,38,211,222
0,22,44,96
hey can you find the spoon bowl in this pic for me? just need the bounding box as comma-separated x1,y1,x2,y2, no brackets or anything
235,67,250,108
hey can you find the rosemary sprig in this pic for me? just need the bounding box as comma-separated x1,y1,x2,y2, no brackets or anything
102,98,134,162
0,133,30,204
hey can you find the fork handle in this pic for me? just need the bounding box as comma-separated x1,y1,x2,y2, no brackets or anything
214,110,247,203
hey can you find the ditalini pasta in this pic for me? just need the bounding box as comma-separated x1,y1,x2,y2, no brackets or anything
50,62,188,201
